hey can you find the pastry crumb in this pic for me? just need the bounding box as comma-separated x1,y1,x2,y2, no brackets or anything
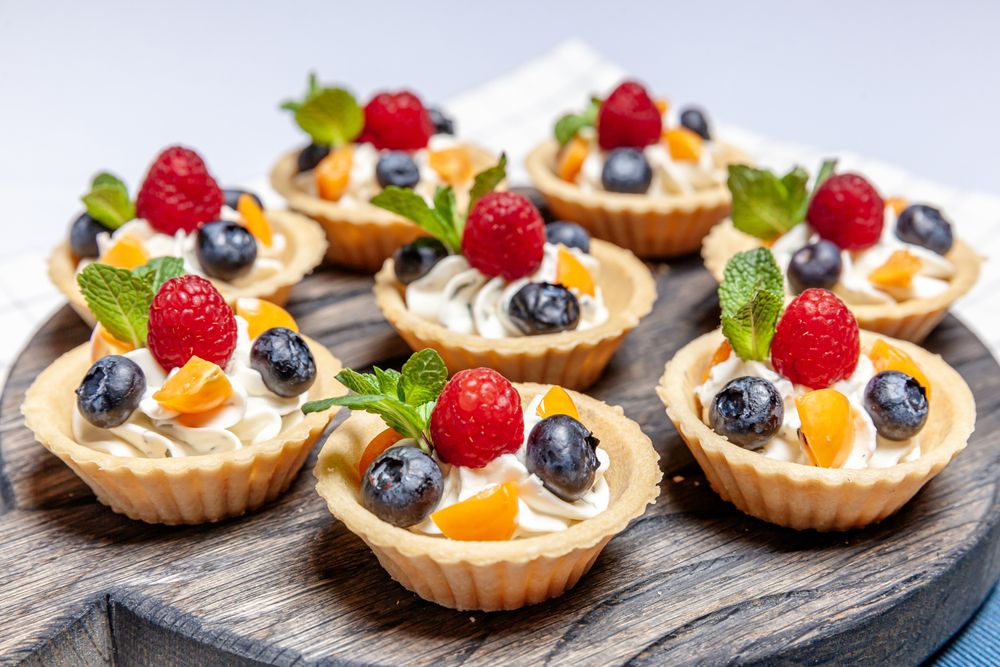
672,475,685,483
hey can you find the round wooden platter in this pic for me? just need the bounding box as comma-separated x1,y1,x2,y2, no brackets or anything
1,255,998,667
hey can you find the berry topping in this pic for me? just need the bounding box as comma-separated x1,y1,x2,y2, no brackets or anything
195,221,258,281
250,327,317,398
357,427,405,481
393,237,449,285
709,376,783,450
806,172,884,250
236,193,273,247
545,221,590,253
679,106,711,140
223,188,263,211
100,236,150,270
787,240,843,293
868,250,922,289
428,147,473,185
431,481,518,541
430,368,523,468
153,356,233,414
597,81,662,150
362,446,443,528
507,282,581,336
462,191,545,280
375,151,420,189
526,414,600,501
147,275,238,371
896,204,954,255
135,146,224,235
536,385,580,420
362,91,434,151
796,388,855,467
234,298,299,340
315,146,353,201
69,213,107,259
869,339,931,399
601,147,653,194
555,246,596,297
427,107,455,135
76,355,146,428
770,288,860,389
297,143,331,173
663,128,703,162
863,371,929,441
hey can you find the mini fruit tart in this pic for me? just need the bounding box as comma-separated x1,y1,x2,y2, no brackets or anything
309,349,660,610
702,160,981,342
525,79,748,258
51,146,327,327
270,74,497,271
372,156,656,389
22,260,343,524
658,249,975,531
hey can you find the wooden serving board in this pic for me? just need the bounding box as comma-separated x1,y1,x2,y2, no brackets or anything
1,256,997,666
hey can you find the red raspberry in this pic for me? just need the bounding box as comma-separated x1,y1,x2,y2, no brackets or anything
806,173,884,250
361,91,434,151
135,146,224,235
770,288,860,390
597,80,662,150
462,192,545,280
147,275,237,371
430,368,524,468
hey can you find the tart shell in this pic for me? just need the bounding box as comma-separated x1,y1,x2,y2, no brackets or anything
50,210,328,328
372,239,657,390
525,139,748,258
313,383,661,611
657,329,975,531
702,220,982,342
21,337,343,525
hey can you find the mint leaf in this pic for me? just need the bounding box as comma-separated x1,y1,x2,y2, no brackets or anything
399,348,447,406
132,256,184,293
336,368,380,395
373,367,401,396
371,187,460,252
294,87,363,146
727,164,809,240
81,172,135,230
77,263,155,347
433,186,461,239
467,153,507,216
721,287,785,362
797,158,838,220
719,247,784,317
554,98,600,145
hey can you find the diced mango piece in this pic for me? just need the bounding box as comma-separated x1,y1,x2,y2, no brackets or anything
100,236,149,270
234,298,298,340
663,127,703,162
654,98,670,116
316,146,353,201
885,197,908,216
702,340,733,382
357,427,405,481
555,245,596,297
557,135,589,182
431,481,519,541
89,323,136,362
537,385,580,421
153,356,232,414
428,146,474,185
868,250,922,289
796,389,855,468
237,193,273,247
869,339,931,399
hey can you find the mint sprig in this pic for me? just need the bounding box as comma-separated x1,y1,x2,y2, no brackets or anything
132,256,185,294
281,73,363,146
554,96,600,145
718,248,785,361
81,172,135,230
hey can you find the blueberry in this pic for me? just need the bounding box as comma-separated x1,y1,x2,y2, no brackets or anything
526,414,600,501
601,148,652,194
787,240,843,293
376,151,420,189
393,237,449,284
427,107,455,135
297,143,330,172
679,106,711,140
76,355,145,428
709,376,784,450
509,186,554,222
863,370,928,440
545,221,591,253
222,188,263,211
196,221,258,281
69,213,108,259
361,446,443,527
250,327,317,398
896,204,953,255
507,282,580,335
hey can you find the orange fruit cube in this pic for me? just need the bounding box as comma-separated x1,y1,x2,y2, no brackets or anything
89,323,136,362
536,385,580,421
315,146,353,201
555,245,596,297
885,197,908,216
431,481,519,541
357,427,405,481
795,389,855,468
663,127,703,162
654,98,670,115
869,339,931,399
557,135,589,182
868,250,922,289
702,340,733,382
234,298,298,340
428,146,474,185
237,193,273,247
153,356,233,414
100,236,149,270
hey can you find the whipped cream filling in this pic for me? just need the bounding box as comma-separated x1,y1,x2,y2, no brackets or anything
72,317,306,458
770,206,955,305
695,351,921,469
413,392,611,538
405,243,610,338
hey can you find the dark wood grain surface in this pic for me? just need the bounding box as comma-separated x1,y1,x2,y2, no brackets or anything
1,256,997,666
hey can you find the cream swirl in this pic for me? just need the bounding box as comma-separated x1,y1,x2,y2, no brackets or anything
72,317,306,458
413,392,611,537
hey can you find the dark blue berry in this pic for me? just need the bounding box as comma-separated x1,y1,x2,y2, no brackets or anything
709,376,784,450
393,237,449,284
362,446,443,527
788,240,843,293
76,355,145,428
427,107,455,135
863,370,928,440
601,148,652,194
679,106,711,140
509,186,554,222
196,221,257,281
250,328,317,398
896,204,953,255
546,221,591,253
69,213,109,259
376,151,420,189
507,282,580,335
297,143,330,172
526,414,600,501
223,188,263,211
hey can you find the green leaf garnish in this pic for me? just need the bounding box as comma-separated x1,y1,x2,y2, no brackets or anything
81,172,135,230
797,158,838,221
399,348,448,406
718,248,785,361
467,153,507,217
281,74,362,146
77,263,155,347
132,256,184,294
727,164,809,241
554,97,600,145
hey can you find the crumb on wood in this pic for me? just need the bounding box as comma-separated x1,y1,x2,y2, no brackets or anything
672,475,685,483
